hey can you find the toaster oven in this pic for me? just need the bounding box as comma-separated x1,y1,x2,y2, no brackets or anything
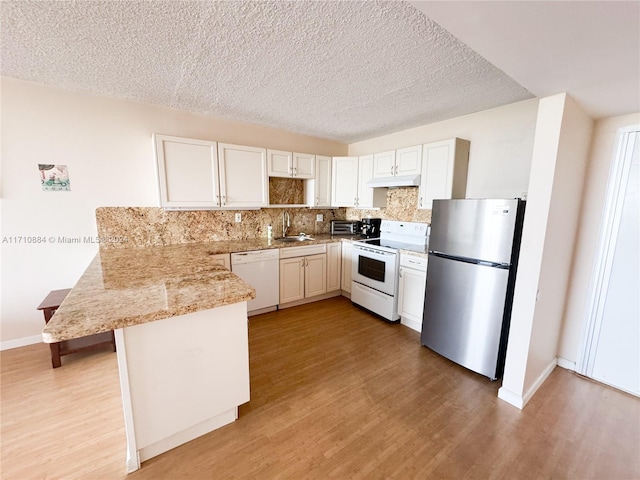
330,220,361,235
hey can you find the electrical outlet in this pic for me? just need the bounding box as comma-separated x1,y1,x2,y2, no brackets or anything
316,214,323,222
235,213,241,223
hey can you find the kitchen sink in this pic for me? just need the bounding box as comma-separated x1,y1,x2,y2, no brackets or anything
275,236,314,242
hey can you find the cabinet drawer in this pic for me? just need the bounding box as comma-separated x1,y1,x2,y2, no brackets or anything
400,254,428,271
279,243,327,259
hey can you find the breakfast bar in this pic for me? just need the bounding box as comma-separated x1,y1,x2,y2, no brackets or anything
42,244,256,473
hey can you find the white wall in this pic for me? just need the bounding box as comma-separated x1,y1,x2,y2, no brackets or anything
0,77,346,347
348,99,539,199
499,94,593,408
557,112,640,366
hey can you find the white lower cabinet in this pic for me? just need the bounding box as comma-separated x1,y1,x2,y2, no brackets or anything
341,241,353,294
397,254,428,332
279,244,327,304
326,242,342,292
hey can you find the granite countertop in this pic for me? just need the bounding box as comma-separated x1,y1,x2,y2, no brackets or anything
41,243,258,343
42,235,359,343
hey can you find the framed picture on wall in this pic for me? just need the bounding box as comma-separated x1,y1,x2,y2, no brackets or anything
38,164,70,191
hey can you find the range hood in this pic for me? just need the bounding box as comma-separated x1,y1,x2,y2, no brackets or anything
366,174,421,188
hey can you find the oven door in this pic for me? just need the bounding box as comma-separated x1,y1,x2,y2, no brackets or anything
352,244,397,296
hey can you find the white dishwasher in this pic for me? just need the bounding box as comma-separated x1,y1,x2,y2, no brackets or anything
231,249,280,314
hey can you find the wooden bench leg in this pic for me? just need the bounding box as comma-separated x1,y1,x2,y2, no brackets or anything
50,342,61,368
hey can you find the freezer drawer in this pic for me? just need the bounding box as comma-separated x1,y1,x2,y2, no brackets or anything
421,254,510,379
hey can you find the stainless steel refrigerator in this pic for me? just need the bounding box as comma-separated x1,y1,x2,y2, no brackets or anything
421,198,526,380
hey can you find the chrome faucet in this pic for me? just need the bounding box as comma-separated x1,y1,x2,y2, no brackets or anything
282,211,290,238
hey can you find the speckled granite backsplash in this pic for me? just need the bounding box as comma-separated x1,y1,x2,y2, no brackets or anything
346,187,432,223
96,207,346,248
96,188,430,249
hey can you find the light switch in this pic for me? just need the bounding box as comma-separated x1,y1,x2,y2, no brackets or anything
235,213,241,223
316,214,323,222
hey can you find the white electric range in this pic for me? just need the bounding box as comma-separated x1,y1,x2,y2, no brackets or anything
351,220,430,321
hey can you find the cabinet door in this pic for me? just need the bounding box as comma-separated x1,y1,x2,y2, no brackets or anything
357,154,376,208
313,155,332,207
396,145,422,176
154,134,219,208
209,253,231,270
293,153,315,179
418,138,469,210
268,149,292,177
398,266,427,326
331,157,358,207
372,150,396,178
326,243,342,292
280,257,305,304
218,143,268,208
341,242,353,293
305,254,327,298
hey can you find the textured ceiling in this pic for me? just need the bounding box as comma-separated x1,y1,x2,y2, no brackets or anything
0,0,533,143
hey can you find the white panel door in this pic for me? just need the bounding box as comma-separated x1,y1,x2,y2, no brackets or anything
331,157,358,207
218,144,268,208
293,153,315,179
357,154,375,207
314,155,332,207
398,266,426,326
372,150,396,178
154,135,219,208
341,241,353,294
396,145,423,176
419,139,454,210
305,254,327,298
280,258,305,304
267,149,292,177
326,242,341,292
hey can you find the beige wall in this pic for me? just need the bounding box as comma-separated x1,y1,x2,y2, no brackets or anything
348,99,539,199
557,112,640,366
0,77,347,346
499,94,594,408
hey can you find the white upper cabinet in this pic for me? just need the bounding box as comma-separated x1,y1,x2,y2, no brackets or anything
155,135,268,210
154,134,220,209
267,149,315,179
331,155,386,208
267,149,292,177
306,155,332,207
292,153,315,179
372,146,422,178
218,143,269,208
395,145,423,176
372,150,396,178
331,156,359,207
418,138,470,210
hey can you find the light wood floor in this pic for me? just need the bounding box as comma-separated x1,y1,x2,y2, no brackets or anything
2,297,639,479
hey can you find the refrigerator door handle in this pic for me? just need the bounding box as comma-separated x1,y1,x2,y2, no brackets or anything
430,251,510,269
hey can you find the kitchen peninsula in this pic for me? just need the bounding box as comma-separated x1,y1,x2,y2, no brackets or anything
42,243,256,473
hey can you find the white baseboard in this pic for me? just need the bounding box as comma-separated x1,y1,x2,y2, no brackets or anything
498,357,558,410
557,357,576,371
1,335,43,351
497,386,524,409
400,317,422,333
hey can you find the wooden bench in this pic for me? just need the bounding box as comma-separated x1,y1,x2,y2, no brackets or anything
37,289,116,368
